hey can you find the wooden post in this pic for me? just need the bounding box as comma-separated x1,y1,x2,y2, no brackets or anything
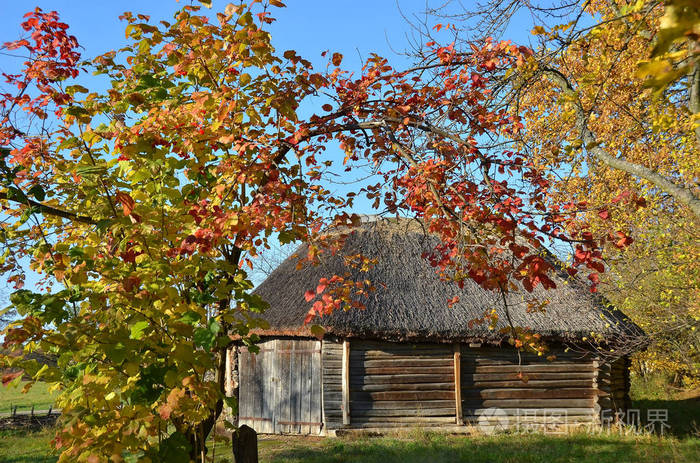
232,424,258,463
341,339,350,426
453,343,462,425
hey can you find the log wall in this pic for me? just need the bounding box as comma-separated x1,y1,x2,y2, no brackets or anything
460,346,599,428
322,338,344,430
348,340,455,428
596,355,631,417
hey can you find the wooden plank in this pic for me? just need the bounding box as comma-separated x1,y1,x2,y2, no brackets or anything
352,400,455,410
357,359,454,368
454,343,462,425
356,366,453,375
469,372,594,381
463,364,595,373
462,398,595,408
352,374,454,385
351,390,455,401
463,407,595,416
351,408,457,417
351,415,457,423
463,379,595,388
350,382,455,392
342,339,350,426
462,388,598,399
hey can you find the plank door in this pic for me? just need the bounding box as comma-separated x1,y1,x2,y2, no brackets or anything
238,339,322,434
238,340,276,433
273,339,322,434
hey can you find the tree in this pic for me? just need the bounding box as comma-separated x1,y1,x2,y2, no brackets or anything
0,2,633,461
423,0,698,381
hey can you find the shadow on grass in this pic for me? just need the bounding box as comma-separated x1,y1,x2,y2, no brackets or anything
631,397,700,438
265,432,700,463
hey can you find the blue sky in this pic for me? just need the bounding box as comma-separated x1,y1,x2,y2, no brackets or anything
0,1,541,298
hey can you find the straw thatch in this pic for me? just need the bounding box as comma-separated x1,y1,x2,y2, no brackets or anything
252,217,644,345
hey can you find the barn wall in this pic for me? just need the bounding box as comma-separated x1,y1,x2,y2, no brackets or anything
460,346,599,428
321,338,344,430
348,340,456,428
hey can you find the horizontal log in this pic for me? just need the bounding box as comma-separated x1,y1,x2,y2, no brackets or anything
464,415,597,424
351,390,455,401
463,364,595,374
463,407,595,416
350,421,455,428
469,372,594,381
351,354,452,361
462,380,595,388
357,359,454,368
359,367,453,375
351,374,454,385
462,388,597,400
351,408,456,417
462,398,595,408
350,415,457,423
351,382,454,392
352,400,455,410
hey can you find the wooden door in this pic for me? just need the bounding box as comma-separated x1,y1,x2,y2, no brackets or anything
238,339,322,434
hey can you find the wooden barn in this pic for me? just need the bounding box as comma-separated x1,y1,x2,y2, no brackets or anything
225,218,644,435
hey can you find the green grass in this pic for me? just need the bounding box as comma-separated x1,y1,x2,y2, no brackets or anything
0,381,57,413
0,429,56,463
2,428,699,463
0,374,698,462
252,431,700,463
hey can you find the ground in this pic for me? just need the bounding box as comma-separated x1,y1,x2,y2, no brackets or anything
0,374,698,462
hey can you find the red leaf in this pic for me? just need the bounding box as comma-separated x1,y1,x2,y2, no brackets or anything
598,209,609,220
321,104,332,112
304,290,315,302
316,282,327,295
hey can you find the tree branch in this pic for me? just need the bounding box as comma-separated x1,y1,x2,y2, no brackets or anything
543,68,700,218
0,192,96,224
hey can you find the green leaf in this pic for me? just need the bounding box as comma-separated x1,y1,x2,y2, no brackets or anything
157,431,191,463
130,321,150,340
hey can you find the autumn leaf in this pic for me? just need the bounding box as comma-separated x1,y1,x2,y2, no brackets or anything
115,192,135,216
331,52,342,66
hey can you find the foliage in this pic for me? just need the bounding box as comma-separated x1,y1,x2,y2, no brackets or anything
425,1,699,372
516,0,699,375
0,1,642,461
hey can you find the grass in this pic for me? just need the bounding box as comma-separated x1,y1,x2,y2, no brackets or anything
0,374,698,462
0,429,56,463
0,381,57,414
3,427,699,463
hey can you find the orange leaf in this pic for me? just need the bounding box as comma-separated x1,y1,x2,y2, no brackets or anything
115,192,135,216
331,52,342,66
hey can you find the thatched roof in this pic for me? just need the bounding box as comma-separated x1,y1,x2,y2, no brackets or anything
251,217,644,346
